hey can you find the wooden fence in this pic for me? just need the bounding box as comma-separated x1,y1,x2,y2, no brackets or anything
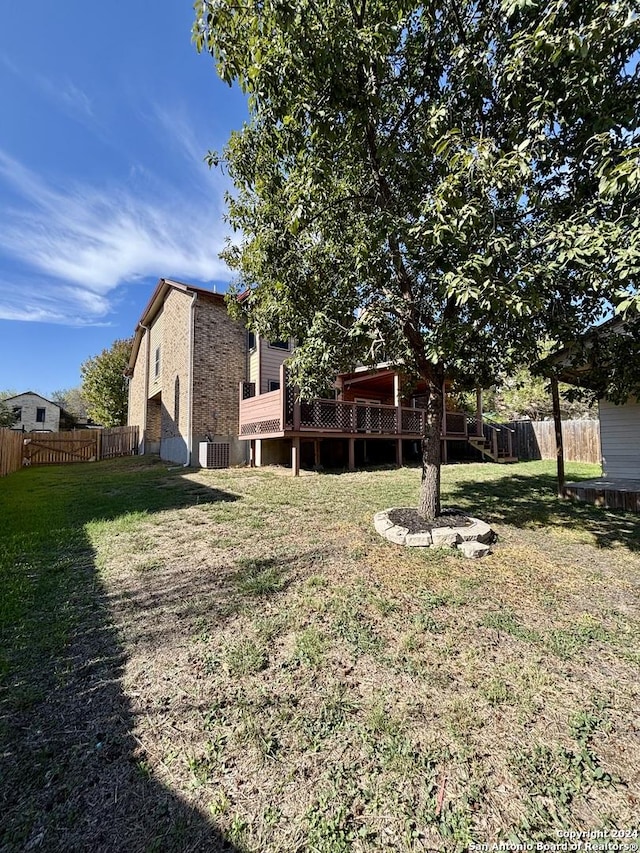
0,425,139,476
507,419,601,465
0,429,24,477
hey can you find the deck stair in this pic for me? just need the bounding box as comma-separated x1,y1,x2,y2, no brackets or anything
467,418,518,463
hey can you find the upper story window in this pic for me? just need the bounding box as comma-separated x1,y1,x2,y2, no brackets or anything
269,340,290,350
12,406,21,420
154,346,161,378
268,380,280,392
36,407,46,423
247,331,256,351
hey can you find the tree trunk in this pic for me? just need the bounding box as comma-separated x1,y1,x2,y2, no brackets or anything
418,377,444,521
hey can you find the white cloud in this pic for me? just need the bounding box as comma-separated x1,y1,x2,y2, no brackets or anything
0,147,233,325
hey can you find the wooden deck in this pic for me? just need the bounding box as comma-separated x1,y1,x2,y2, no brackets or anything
563,478,640,513
238,384,470,441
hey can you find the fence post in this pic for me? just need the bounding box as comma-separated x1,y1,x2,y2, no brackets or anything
551,377,565,497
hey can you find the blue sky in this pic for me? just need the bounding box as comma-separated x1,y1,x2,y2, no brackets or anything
0,1,247,395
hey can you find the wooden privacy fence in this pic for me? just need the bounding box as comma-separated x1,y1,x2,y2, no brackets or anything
507,419,601,465
0,429,24,477
0,426,139,475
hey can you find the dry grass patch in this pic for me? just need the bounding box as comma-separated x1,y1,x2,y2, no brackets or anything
2,458,640,851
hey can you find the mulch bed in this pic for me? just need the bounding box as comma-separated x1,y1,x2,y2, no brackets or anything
387,507,473,534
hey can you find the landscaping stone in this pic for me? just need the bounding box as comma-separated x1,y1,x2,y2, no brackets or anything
404,531,433,547
430,527,462,548
373,511,394,535
385,524,409,545
456,518,494,544
457,540,492,558
373,507,495,557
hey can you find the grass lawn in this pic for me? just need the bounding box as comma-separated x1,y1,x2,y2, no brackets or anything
1,457,639,851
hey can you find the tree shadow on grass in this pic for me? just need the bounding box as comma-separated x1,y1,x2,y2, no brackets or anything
0,459,242,852
443,468,640,552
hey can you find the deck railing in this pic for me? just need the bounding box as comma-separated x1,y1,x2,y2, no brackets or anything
239,381,469,439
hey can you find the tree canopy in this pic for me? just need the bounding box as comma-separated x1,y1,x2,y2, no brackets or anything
80,338,133,428
195,0,639,517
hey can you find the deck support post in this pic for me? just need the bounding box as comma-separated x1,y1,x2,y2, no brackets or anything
442,438,448,465
475,388,483,436
396,438,403,468
348,438,355,472
551,376,565,497
314,439,321,468
291,436,300,477
249,439,255,468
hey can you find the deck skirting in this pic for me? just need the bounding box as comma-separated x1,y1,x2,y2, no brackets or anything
563,479,640,513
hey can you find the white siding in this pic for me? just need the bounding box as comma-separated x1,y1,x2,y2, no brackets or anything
599,396,640,479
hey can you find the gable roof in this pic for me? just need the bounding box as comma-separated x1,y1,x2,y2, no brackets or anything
539,314,640,390
127,278,227,374
3,391,61,408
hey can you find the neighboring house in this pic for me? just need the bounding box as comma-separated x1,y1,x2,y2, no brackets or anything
4,392,61,432
125,278,247,466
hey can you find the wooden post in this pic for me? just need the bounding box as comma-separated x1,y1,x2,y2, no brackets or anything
393,373,401,407
442,439,448,464
96,429,102,461
314,439,321,468
476,387,483,436
280,364,287,429
249,439,255,468
291,436,300,476
551,376,565,497
396,437,403,467
441,382,447,436
348,438,355,471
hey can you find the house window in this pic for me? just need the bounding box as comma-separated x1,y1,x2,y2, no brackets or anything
269,340,289,350
13,406,21,421
36,407,46,423
247,331,256,351
154,346,161,378
268,380,280,392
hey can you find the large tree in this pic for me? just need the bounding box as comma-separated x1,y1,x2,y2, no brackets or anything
80,338,133,428
195,0,639,518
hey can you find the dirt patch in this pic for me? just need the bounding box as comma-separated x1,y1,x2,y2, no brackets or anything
388,507,473,533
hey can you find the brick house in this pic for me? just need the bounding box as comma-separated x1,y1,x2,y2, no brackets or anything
127,277,512,472
126,279,247,466
4,392,62,432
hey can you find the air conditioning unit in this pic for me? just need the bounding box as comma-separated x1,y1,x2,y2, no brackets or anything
199,441,230,469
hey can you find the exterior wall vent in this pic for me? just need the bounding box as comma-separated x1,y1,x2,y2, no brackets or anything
199,441,230,469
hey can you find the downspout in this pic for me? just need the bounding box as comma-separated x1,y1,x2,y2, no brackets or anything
139,324,151,454
184,292,198,466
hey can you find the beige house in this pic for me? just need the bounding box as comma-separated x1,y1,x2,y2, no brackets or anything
126,279,246,466
4,392,61,432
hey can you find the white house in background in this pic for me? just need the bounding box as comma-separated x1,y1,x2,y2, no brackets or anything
4,392,61,433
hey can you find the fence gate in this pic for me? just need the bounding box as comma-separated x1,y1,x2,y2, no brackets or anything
23,432,99,465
